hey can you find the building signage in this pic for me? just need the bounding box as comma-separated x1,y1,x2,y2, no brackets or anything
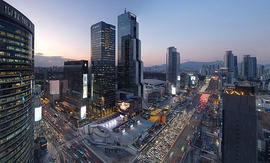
83,74,87,98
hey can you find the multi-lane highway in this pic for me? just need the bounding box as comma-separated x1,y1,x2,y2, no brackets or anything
161,113,200,163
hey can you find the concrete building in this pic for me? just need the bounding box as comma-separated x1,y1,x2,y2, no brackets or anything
43,80,60,106
143,79,166,105
222,86,258,163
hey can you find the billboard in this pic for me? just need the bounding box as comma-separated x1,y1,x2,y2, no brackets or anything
83,74,88,98
191,76,196,81
35,106,42,121
80,106,86,119
50,80,60,95
171,85,176,95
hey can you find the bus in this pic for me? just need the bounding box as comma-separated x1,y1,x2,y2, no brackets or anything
169,152,174,158
77,149,85,156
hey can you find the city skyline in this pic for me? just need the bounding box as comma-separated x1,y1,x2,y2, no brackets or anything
5,0,270,66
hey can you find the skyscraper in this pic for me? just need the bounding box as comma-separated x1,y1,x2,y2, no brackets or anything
117,10,143,97
257,65,265,79
90,21,115,117
222,86,258,163
241,55,257,80
166,46,180,94
234,55,238,79
0,1,35,162
223,51,234,84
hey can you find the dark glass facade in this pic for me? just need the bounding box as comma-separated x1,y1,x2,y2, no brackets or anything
234,55,238,78
0,1,35,162
90,21,115,117
166,46,180,93
242,55,257,80
63,60,88,107
117,11,143,97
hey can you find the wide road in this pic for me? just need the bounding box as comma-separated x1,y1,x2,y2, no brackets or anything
162,94,201,163
60,138,104,163
162,114,201,163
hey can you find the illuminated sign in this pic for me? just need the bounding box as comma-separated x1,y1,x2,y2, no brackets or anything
91,73,94,100
178,75,180,81
80,106,86,119
83,74,88,98
35,106,42,121
118,102,130,111
171,85,176,95
2,4,34,32
191,76,196,81
50,80,60,94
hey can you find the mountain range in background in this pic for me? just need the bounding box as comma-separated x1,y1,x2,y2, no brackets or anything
34,54,270,70
145,60,270,72
145,60,223,72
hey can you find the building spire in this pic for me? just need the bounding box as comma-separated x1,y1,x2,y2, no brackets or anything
124,8,126,13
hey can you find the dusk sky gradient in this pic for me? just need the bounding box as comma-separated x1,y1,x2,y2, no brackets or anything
5,0,270,66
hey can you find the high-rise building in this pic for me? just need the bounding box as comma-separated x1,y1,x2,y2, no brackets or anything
222,86,258,163
257,65,265,79
117,10,143,97
241,55,257,80
0,1,35,162
223,51,234,84
224,51,234,71
166,46,180,94
234,55,238,79
90,21,115,117
63,60,88,108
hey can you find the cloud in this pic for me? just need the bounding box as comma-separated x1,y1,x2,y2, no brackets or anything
182,58,191,62
34,53,75,67
35,53,44,56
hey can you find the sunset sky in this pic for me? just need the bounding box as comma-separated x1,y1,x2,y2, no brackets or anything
5,0,270,66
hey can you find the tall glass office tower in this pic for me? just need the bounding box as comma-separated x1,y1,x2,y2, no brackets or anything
0,1,35,162
117,10,143,97
241,55,257,80
224,50,234,84
91,21,115,117
166,46,180,94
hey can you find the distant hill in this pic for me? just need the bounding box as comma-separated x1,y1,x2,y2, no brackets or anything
264,64,270,69
145,60,223,72
181,60,223,69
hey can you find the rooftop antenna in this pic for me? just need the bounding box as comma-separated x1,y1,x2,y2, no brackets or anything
124,8,126,13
